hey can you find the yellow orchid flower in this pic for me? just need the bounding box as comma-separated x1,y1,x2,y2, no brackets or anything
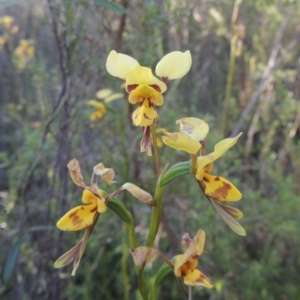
162,118,245,235
87,100,106,122
106,50,192,155
195,133,243,202
57,159,153,232
57,189,106,231
174,230,213,288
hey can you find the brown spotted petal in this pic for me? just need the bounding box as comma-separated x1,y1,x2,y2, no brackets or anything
56,203,98,231
130,246,159,270
67,158,87,189
93,163,115,185
202,173,242,201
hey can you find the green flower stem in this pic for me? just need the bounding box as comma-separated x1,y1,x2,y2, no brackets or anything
128,213,148,300
146,177,164,247
220,34,238,135
150,123,160,175
122,223,130,300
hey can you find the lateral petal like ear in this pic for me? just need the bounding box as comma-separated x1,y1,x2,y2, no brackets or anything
196,132,243,171
106,50,140,79
176,118,209,141
162,130,201,154
155,51,192,80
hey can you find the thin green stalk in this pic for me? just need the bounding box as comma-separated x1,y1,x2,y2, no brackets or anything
122,223,130,300
220,35,238,136
128,213,148,300
146,178,164,247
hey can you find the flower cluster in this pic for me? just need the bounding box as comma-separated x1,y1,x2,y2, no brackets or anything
55,49,246,298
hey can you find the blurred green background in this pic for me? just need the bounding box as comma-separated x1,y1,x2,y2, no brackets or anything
0,0,300,299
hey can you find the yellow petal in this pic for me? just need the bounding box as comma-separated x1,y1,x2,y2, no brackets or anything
196,133,243,171
106,50,139,79
132,100,158,127
162,130,201,154
183,269,213,288
193,230,206,256
174,254,188,277
128,84,164,106
56,203,98,231
87,100,106,109
126,66,167,93
130,247,159,269
97,197,107,213
155,50,192,80
96,89,112,99
82,189,97,204
104,93,124,103
176,118,209,141
202,173,242,201
90,109,106,121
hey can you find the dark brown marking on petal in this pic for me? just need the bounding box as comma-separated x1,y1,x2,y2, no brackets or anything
214,176,220,181
203,176,209,182
143,113,151,120
209,182,231,200
127,84,138,92
181,269,187,276
196,273,206,283
90,207,97,213
149,84,161,92
69,211,77,218
192,255,199,259
81,207,84,210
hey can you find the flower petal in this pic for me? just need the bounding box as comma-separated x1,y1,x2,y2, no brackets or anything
193,229,206,256
132,100,158,127
56,203,97,231
126,66,167,93
96,89,112,99
104,93,124,103
128,84,164,106
217,202,243,220
122,183,153,205
183,269,213,288
210,199,246,236
176,118,209,141
93,163,115,185
202,174,242,201
82,189,98,204
97,197,107,213
162,130,201,154
106,50,139,79
196,132,243,171
67,159,87,189
155,50,192,80
130,246,159,269
87,100,106,109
